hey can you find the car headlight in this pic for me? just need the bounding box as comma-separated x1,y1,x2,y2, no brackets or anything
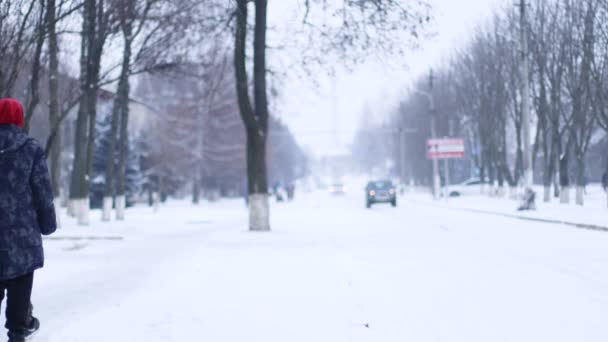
389,189,395,195
369,190,376,196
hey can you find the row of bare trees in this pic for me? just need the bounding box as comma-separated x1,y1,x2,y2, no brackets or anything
2,0,433,229
136,54,308,207
1,0,212,225
389,0,608,207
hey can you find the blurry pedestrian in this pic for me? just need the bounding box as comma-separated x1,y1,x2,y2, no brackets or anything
0,98,57,342
286,183,295,201
275,190,285,202
272,181,280,196
518,188,536,211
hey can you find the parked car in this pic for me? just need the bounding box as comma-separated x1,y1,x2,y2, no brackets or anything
446,178,486,197
366,180,397,208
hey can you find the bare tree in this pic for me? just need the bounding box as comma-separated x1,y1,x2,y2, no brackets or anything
0,0,40,97
45,0,84,200
233,0,270,231
22,0,46,132
46,0,61,200
102,0,135,221
561,0,598,205
385,0,608,208
102,0,209,220
69,0,113,225
233,0,432,231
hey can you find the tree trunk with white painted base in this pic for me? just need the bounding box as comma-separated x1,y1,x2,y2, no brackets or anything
70,0,106,227
575,186,584,206
249,194,270,232
543,186,551,202
153,192,160,212
234,0,271,232
116,195,126,221
560,186,570,204
509,186,518,200
575,157,585,206
77,198,89,226
67,199,77,217
542,153,554,203
102,196,112,221
113,0,134,222
48,0,62,224
102,48,128,222
559,154,569,204
244,131,270,231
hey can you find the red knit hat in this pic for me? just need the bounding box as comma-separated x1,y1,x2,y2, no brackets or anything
0,98,24,128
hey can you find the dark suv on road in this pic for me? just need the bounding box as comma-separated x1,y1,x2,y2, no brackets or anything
366,180,397,208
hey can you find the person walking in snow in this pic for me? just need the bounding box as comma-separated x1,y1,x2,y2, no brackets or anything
286,183,295,201
0,98,57,342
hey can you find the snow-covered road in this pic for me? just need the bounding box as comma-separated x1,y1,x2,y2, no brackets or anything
31,190,608,342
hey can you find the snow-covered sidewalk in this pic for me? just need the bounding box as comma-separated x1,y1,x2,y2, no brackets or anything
29,191,608,342
407,185,608,231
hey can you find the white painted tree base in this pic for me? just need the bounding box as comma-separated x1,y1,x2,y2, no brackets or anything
496,186,506,198
508,187,518,200
249,194,270,232
67,199,76,217
576,186,584,206
560,186,570,204
102,197,112,221
543,186,551,203
152,192,160,213
116,196,126,221
76,198,89,226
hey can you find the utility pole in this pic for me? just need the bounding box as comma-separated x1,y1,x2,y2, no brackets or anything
520,0,533,190
429,69,440,200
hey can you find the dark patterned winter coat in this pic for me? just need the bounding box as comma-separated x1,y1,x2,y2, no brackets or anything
0,125,57,280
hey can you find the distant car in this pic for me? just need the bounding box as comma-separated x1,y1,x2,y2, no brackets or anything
366,180,397,208
446,178,486,197
329,183,346,195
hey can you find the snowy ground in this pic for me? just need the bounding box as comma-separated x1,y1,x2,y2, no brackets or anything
411,184,608,230
29,187,608,342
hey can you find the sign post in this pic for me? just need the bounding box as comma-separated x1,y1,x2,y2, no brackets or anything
427,139,465,199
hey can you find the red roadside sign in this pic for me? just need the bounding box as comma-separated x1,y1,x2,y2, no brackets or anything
427,138,465,159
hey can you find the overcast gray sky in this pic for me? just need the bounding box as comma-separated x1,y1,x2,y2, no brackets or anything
271,0,502,157
60,0,502,158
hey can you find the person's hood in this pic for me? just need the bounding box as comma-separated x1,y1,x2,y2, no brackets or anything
0,98,24,128
0,125,30,155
